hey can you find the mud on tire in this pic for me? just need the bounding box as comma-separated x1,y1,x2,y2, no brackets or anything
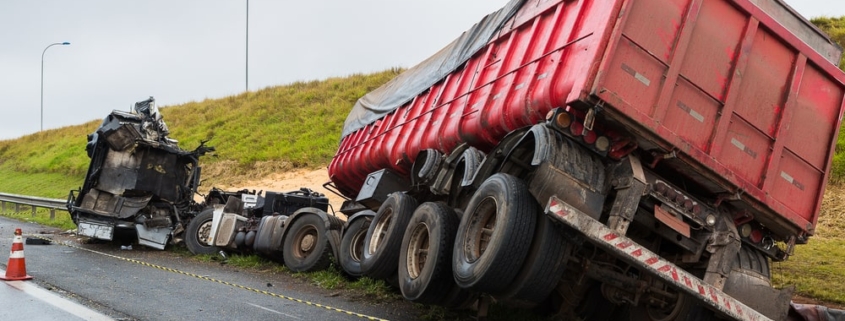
398,202,460,304
361,192,418,280
282,214,332,272
339,212,373,277
452,173,537,295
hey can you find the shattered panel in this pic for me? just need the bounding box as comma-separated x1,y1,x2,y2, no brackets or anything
102,122,142,151
136,148,184,202
97,148,143,195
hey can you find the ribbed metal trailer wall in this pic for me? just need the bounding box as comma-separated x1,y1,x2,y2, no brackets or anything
329,0,845,237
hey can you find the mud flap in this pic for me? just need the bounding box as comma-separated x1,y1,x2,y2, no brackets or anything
135,225,171,250
723,272,793,321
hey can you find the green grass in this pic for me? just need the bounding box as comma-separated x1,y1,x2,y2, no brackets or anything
773,238,845,304
0,69,402,196
0,207,76,231
811,17,845,71
773,184,845,306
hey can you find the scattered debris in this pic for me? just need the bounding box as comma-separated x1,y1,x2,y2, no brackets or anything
25,238,51,245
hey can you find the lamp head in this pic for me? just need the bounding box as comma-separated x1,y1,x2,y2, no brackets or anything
62,42,70,45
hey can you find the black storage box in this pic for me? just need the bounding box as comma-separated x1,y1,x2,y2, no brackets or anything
262,189,329,216
355,169,410,210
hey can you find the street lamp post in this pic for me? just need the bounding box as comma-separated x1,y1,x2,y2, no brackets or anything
41,41,71,132
246,0,249,93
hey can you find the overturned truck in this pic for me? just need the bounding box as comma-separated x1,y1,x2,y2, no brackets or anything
67,97,213,249
327,0,845,320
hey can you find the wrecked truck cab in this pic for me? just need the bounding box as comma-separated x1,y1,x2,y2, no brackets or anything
67,97,213,250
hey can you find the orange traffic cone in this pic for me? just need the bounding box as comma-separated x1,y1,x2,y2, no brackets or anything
1,228,32,281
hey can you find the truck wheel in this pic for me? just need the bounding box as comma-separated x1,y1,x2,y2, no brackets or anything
339,213,372,277
399,202,459,304
453,173,537,294
499,212,570,307
361,192,418,280
629,289,701,321
185,208,218,255
440,283,478,309
283,214,332,272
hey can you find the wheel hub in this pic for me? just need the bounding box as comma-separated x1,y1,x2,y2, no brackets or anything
198,221,212,245
301,234,315,252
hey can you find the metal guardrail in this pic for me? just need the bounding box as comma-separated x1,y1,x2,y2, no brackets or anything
0,192,67,219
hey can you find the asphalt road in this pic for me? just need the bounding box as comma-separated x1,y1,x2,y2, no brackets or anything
0,217,422,321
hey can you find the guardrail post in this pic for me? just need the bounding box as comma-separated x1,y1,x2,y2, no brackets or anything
1,201,5,212
15,203,20,213
32,206,37,217
50,209,56,220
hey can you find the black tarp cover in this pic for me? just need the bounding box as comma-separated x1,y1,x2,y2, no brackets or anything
341,0,525,138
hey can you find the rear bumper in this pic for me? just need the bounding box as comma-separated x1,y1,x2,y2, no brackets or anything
544,196,771,321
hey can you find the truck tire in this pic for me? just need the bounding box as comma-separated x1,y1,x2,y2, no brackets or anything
440,283,478,309
185,208,218,255
499,212,570,307
282,214,332,272
398,202,459,304
453,173,537,294
339,214,371,277
361,192,418,280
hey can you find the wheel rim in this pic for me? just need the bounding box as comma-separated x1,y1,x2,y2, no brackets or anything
293,224,319,259
406,223,430,280
350,227,367,263
197,220,213,246
368,209,393,255
464,196,497,263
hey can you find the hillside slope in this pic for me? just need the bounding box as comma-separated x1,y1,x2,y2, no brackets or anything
0,69,401,198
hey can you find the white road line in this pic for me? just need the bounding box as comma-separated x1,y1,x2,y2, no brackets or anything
1,269,113,321
246,302,302,319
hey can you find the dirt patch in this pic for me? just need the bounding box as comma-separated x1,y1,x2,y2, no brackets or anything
210,168,348,217
792,295,845,310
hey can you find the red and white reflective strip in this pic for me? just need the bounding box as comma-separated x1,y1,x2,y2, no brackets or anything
10,235,25,258
545,196,772,321
10,250,25,259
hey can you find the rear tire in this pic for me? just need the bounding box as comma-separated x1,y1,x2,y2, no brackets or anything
361,192,418,280
185,208,218,255
452,173,537,294
499,212,570,307
282,214,332,272
339,213,372,277
398,202,459,304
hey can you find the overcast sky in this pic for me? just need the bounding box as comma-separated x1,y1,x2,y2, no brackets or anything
0,0,842,140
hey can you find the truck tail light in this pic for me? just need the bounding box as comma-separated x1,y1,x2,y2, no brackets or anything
546,109,573,129
595,136,610,152
570,121,584,137
583,130,597,144
555,112,572,129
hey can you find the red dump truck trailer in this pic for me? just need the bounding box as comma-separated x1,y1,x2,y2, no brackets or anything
328,0,845,320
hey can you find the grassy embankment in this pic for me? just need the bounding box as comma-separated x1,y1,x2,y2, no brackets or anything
0,69,400,231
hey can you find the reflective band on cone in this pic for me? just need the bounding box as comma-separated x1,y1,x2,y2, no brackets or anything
1,228,32,281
